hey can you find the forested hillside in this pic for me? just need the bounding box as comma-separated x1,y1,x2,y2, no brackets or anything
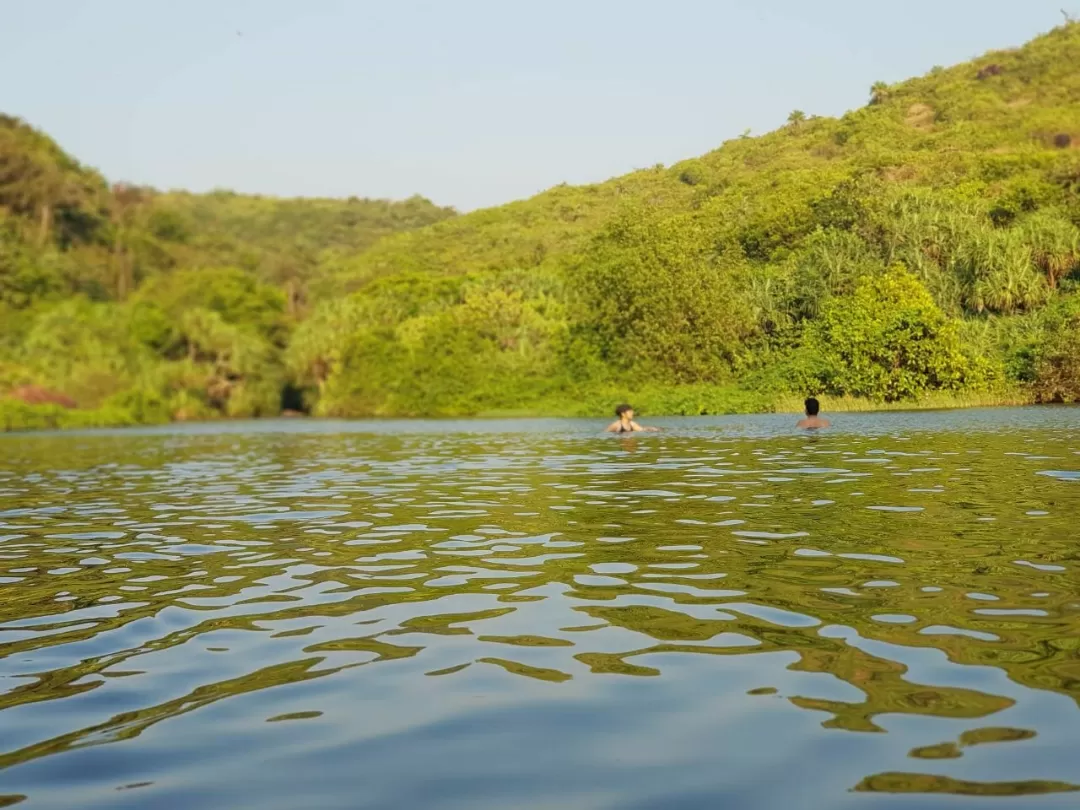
4,22,1080,428
0,114,454,429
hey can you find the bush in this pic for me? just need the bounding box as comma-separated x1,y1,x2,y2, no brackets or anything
0,400,65,431
1031,295,1080,401
805,268,972,401
573,208,754,383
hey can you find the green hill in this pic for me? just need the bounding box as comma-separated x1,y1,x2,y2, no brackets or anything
0,116,454,429
4,22,1080,429
291,21,1080,418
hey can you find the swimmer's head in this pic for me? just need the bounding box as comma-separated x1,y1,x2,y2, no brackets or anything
615,403,634,419
804,397,820,416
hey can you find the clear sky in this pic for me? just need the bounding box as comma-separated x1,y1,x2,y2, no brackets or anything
1,0,1075,211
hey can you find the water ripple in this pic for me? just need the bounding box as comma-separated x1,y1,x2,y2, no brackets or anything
1,410,1080,808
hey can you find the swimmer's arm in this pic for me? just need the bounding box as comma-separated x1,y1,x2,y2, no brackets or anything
605,421,621,433
634,422,661,432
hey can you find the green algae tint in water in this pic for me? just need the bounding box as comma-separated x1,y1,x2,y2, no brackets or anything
1,408,1080,810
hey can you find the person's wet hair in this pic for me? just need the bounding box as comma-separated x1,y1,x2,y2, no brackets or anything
804,397,820,416
615,403,634,417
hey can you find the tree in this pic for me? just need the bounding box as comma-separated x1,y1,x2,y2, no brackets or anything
135,266,289,347
1031,296,1080,402
0,221,67,308
286,297,368,396
110,183,153,300
0,115,109,247
806,268,971,401
574,208,754,383
1032,320,1080,402
787,110,807,126
177,307,281,415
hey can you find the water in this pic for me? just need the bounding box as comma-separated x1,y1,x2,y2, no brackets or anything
2,407,1080,809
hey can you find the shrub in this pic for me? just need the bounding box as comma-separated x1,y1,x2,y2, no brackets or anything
1031,295,1080,401
805,268,972,401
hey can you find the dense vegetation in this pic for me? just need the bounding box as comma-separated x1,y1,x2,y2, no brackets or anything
0,115,454,429
4,22,1080,429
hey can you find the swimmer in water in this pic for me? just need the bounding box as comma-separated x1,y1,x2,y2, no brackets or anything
797,397,831,430
606,404,660,433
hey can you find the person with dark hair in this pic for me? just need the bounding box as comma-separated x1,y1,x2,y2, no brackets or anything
606,404,659,433
797,397,830,429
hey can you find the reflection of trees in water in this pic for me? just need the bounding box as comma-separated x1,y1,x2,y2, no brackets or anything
855,772,1079,797
2,428,1079,794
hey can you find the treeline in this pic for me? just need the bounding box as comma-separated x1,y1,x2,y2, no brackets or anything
3,22,1080,429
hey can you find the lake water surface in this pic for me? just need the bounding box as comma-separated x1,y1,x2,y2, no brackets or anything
2,407,1080,809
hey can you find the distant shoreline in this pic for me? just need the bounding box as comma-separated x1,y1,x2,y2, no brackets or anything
2,390,1061,434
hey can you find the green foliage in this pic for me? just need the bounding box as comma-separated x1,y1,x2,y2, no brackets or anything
136,267,289,346
612,384,771,417
0,400,63,431
6,22,1080,427
0,114,110,247
0,218,67,307
870,81,891,105
18,298,157,406
308,274,569,417
0,112,455,427
786,228,884,320
143,190,455,308
573,207,754,383
1018,209,1080,288
803,268,976,401
1031,293,1080,401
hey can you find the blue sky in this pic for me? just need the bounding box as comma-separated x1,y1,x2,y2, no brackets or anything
1,1,1074,210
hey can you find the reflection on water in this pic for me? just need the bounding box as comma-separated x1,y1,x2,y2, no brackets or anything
1,408,1079,809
